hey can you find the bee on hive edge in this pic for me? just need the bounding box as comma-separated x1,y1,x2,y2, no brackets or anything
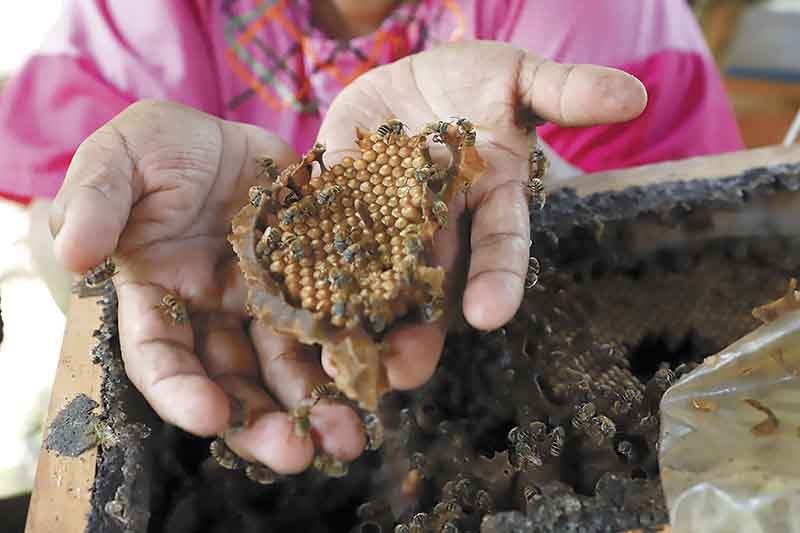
83,257,118,288
256,226,282,257
310,382,343,403
403,232,424,256
158,292,189,326
248,185,271,208
255,156,279,180
377,118,405,139
431,200,449,228
525,256,541,289
362,412,385,451
462,129,477,147
245,463,282,485
313,453,349,478
527,177,546,211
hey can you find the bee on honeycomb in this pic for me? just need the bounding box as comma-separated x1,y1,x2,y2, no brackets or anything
230,118,488,412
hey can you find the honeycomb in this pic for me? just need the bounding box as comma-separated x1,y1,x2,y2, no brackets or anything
230,119,487,409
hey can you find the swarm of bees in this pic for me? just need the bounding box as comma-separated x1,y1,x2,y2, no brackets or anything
229,117,488,413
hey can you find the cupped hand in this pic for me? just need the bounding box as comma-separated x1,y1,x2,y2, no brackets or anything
312,41,647,392
50,100,367,474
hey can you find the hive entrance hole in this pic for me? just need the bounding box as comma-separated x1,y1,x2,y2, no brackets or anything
628,329,716,380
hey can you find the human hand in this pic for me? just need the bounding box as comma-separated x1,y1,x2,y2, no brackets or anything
50,100,368,475
312,40,647,391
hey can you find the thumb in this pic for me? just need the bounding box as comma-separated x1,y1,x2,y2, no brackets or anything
50,124,138,273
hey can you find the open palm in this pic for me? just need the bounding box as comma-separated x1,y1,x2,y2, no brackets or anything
50,41,646,475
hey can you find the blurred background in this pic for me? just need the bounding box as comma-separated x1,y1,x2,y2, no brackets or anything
0,0,797,527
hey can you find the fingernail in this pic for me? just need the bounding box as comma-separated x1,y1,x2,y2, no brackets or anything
226,394,248,433
49,205,65,240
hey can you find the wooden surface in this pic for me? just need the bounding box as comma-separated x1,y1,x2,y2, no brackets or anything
725,78,800,148
24,144,800,531
25,296,102,533
566,143,800,197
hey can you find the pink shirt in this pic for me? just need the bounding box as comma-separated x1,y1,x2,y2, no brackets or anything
0,0,744,203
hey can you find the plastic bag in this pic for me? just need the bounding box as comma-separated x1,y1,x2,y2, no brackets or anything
659,287,800,533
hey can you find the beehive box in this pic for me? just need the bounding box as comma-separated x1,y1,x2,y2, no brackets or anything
25,144,800,533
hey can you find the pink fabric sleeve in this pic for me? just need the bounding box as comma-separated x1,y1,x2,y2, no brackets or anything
488,0,744,172
0,0,221,203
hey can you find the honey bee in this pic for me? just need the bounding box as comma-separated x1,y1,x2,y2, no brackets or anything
313,453,349,478
333,232,351,254
367,300,392,333
653,366,676,389
528,146,549,183
209,438,244,470
475,490,494,513
316,184,342,206
409,513,430,529
276,187,299,207
513,442,543,469
455,117,473,132
549,426,566,457
256,226,282,256
571,402,596,429
255,156,279,180
158,292,189,325
622,387,644,404
290,239,306,261
527,177,546,211
289,398,316,438
431,199,448,228
525,256,541,289
310,382,343,402
297,197,318,218
422,120,452,144
328,268,355,291
280,204,303,225
399,255,417,285
528,421,548,440
587,415,616,446
281,233,298,249
433,501,463,518
507,426,523,445
342,243,363,263
362,412,384,451
616,440,635,461
421,295,444,323
248,185,270,207
523,485,541,502
415,166,434,184
331,294,348,324
245,463,281,485
83,257,118,288
462,129,477,147
404,233,424,256
377,118,405,138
